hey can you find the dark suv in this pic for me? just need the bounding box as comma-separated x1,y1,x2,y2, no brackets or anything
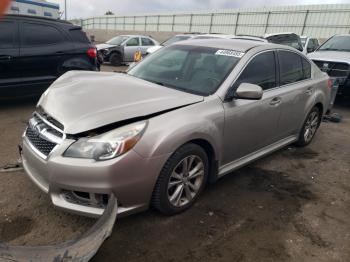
0,15,98,98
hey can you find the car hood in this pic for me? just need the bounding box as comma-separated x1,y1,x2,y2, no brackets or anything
96,43,116,50
38,71,204,134
308,51,350,64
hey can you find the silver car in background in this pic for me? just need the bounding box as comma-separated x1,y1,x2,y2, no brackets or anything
22,39,330,217
96,35,159,65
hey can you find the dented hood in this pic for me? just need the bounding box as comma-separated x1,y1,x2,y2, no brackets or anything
38,71,203,134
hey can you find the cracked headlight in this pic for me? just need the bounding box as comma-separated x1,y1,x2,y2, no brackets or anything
63,121,147,161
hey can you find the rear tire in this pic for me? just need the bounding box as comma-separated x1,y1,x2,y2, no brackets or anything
295,106,321,147
152,143,209,215
109,53,122,66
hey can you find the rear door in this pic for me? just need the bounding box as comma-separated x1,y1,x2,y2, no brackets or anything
123,37,140,62
19,21,71,88
140,37,155,55
0,19,20,94
276,50,315,138
222,51,282,164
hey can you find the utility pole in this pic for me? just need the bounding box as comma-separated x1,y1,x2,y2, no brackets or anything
64,0,67,20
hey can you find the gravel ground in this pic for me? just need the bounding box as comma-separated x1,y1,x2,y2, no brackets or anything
0,67,349,261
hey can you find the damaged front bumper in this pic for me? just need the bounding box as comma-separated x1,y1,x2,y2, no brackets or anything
0,196,118,262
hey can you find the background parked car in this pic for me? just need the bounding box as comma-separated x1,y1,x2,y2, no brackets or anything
308,34,350,108
96,35,159,65
0,15,98,99
300,36,320,54
264,32,304,52
146,34,199,55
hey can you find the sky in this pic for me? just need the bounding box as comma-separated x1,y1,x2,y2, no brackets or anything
49,0,350,19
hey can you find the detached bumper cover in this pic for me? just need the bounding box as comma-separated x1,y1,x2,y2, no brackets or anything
0,196,118,262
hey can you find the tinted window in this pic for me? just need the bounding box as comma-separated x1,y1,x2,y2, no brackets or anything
302,57,311,79
278,51,304,85
22,23,64,46
235,51,276,90
141,38,154,46
0,21,16,49
126,38,139,46
69,29,90,43
162,36,191,46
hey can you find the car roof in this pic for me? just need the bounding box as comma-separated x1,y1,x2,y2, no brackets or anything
264,32,299,38
119,35,154,38
175,39,271,52
5,14,72,25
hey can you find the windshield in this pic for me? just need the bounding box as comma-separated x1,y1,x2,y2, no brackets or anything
106,36,129,45
162,36,192,46
267,35,303,51
128,45,242,96
319,35,350,52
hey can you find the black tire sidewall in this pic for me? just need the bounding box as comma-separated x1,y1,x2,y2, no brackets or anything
110,53,121,66
153,143,209,215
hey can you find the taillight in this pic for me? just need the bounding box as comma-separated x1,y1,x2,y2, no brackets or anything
327,79,333,89
87,48,97,58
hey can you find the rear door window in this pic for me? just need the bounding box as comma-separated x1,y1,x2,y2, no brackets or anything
278,51,304,85
141,38,155,46
0,21,17,49
22,23,65,46
234,51,277,90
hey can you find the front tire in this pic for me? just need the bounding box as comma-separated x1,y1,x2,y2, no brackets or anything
109,53,122,66
296,106,321,147
152,143,209,215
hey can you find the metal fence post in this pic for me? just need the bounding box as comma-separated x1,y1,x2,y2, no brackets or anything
234,12,240,35
189,14,193,32
157,15,160,32
301,10,309,35
145,16,147,32
264,11,271,34
172,14,175,32
133,16,136,31
209,13,214,33
123,16,125,31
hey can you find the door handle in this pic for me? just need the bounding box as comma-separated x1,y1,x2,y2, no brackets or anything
270,97,281,106
55,51,65,55
0,55,12,61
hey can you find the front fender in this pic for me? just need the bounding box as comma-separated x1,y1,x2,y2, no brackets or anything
134,97,224,163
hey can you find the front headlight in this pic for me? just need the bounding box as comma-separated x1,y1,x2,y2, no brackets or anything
63,121,147,161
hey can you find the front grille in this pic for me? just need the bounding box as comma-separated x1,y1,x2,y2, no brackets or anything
36,107,64,130
25,113,64,157
313,60,350,78
26,125,57,156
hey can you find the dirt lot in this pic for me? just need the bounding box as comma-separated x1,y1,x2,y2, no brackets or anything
0,66,349,261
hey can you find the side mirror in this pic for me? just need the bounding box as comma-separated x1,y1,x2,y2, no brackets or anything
307,47,315,53
235,83,263,100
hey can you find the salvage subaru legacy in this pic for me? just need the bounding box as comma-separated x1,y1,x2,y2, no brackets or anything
22,39,331,217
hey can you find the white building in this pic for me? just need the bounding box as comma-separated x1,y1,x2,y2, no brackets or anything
8,0,60,19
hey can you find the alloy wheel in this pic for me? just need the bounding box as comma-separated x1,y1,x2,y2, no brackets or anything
167,155,205,207
304,111,319,143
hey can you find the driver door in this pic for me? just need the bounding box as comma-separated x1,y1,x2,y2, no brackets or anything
222,51,283,165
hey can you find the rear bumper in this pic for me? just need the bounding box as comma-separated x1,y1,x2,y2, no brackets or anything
22,137,170,217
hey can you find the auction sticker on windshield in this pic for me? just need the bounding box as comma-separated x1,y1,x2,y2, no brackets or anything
215,50,245,58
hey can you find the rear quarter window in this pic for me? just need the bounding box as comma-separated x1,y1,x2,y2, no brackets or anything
69,29,91,43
